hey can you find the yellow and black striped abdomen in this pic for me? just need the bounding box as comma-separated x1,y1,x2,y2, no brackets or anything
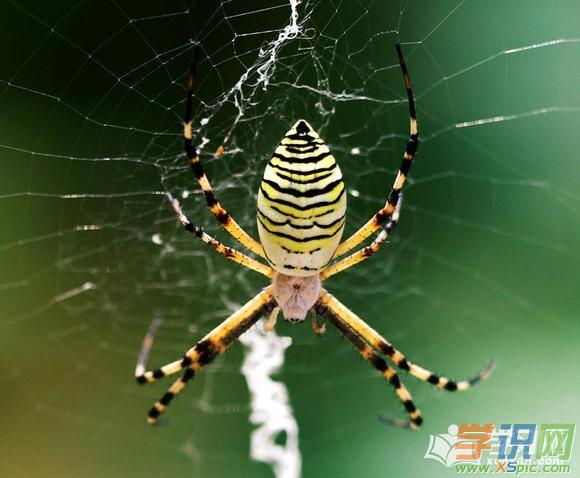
257,120,347,276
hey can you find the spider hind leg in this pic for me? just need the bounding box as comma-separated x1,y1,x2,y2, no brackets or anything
183,43,266,258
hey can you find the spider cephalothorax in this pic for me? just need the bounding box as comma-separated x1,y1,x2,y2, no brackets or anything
136,43,495,429
271,272,321,322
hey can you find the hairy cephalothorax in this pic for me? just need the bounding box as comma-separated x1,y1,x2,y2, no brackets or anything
271,273,321,321
135,43,495,429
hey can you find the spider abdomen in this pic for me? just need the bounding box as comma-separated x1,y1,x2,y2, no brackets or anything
257,120,347,276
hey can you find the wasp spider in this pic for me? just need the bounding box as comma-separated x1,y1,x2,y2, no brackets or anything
136,44,495,429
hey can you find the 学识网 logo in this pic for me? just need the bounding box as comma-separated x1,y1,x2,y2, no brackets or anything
424,423,575,474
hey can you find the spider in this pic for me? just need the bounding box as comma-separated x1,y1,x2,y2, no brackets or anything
135,43,495,429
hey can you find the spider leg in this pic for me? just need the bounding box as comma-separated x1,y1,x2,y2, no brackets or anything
135,316,163,378
310,309,326,335
320,196,402,280
144,288,276,423
318,290,496,392
147,365,198,424
184,43,266,258
316,301,422,429
263,306,280,332
136,287,275,385
167,193,274,278
333,43,418,259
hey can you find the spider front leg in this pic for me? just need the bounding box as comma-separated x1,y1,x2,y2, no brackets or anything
333,43,418,259
137,288,274,385
184,43,265,258
135,316,163,379
318,290,495,393
139,288,275,423
316,301,422,429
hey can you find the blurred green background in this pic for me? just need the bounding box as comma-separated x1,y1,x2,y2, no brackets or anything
1,1,579,477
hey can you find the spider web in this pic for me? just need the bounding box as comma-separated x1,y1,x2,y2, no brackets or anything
2,1,580,477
